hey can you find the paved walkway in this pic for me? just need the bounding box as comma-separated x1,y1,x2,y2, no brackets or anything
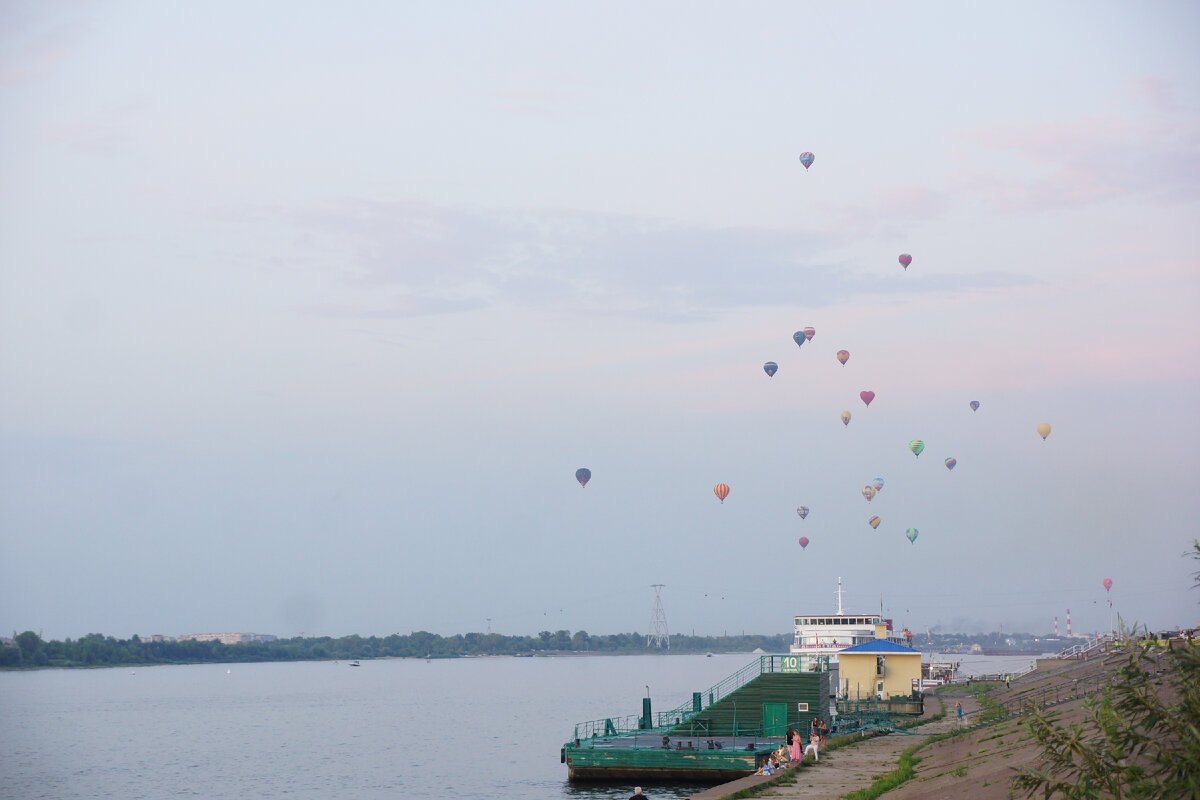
687,691,979,800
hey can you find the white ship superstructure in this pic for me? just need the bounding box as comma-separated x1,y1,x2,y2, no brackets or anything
789,577,910,668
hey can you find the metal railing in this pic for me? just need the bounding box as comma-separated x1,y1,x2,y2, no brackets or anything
1056,634,1113,660
571,655,824,741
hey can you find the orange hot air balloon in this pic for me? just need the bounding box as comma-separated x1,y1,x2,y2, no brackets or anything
713,483,730,503
836,350,849,366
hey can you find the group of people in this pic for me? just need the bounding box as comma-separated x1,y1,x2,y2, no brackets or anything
809,716,829,747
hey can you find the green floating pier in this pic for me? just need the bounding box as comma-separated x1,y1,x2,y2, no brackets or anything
563,655,831,785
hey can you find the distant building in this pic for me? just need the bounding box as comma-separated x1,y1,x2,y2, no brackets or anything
177,633,278,645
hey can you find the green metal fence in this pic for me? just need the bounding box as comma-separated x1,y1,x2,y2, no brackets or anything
571,655,828,741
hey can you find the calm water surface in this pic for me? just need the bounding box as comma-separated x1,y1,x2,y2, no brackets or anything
0,654,745,800
0,652,1041,800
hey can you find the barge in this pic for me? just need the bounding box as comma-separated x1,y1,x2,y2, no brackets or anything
563,655,832,784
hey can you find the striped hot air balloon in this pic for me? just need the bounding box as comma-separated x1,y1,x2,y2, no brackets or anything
713,483,730,503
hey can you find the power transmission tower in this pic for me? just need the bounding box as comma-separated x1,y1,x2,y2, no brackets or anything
647,584,669,649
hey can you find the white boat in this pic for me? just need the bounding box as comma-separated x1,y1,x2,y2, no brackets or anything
789,577,912,670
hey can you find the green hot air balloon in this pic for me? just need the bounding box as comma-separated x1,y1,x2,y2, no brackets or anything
905,528,919,543
909,440,925,458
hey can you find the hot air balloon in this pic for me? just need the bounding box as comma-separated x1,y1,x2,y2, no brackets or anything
575,468,591,487
836,350,849,366
763,361,778,378
797,506,809,519
1037,422,1051,440
905,528,918,543
944,457,957,470
798,536,810,549
713,483,730,503
868,515,881,530
860,390,875,407
909,440,925,458
872,477,884,492
841,411,852,426
793,331,805,348
862,485,876,503
970,400,980,412
899,254,912,270
803,326,815,342
799,152,814,170
1103,578,1113,592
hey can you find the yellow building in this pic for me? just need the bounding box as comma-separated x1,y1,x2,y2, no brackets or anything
836,639,923,700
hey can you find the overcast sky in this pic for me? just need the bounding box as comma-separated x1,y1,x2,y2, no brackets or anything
2,2,1198,642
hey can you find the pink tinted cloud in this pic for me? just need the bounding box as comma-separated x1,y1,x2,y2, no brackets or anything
951,111,1200,213
0,19,87,86
1130,76,1174,114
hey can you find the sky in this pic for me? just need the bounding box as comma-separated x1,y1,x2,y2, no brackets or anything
2,1,1198,643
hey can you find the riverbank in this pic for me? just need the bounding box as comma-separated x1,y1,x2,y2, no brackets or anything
687,648,1126,800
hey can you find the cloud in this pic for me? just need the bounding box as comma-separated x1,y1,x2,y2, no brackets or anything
0,5,88,87
952,110,1200,213
285,198,1035,321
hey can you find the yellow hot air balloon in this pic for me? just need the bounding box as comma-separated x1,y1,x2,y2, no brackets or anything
841,411,851,427
1037,422,1051,440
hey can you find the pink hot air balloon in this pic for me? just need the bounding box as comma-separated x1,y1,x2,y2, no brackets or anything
798,537,810,550
803,326,816,342
1103,578,1113,592
860,390,875,407
899,253,912,270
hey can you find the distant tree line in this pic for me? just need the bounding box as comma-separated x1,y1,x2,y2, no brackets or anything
0,629,793,669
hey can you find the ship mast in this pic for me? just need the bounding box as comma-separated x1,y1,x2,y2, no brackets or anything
835,576,844,616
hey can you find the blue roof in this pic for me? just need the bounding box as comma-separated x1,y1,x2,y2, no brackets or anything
840,639,921,654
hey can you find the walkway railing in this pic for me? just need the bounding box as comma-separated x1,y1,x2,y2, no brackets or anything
1056,634,1113,660
571,655,824,741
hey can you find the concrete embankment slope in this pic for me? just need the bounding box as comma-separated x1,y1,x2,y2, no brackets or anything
689,650,1123,800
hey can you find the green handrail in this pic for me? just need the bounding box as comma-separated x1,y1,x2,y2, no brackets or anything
570,655,828,742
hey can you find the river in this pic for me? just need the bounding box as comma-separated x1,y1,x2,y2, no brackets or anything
0,652,1042,799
